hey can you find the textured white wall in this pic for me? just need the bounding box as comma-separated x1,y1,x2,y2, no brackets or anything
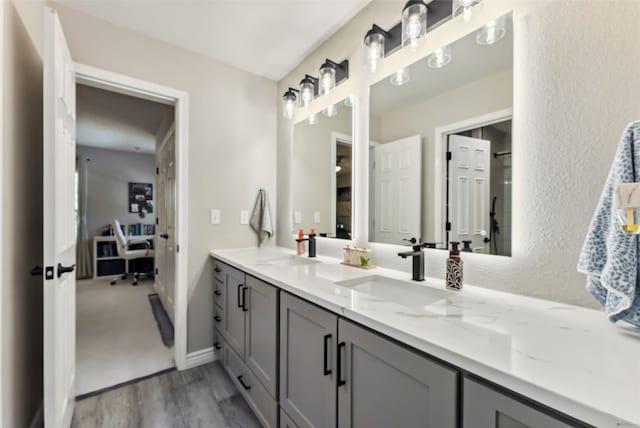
278,0,640,308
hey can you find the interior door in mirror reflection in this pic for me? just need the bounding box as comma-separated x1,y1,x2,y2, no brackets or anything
370,135,421,245
448,135,490,253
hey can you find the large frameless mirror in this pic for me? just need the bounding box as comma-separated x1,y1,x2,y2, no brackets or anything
369,12,513,256
292,98,354,239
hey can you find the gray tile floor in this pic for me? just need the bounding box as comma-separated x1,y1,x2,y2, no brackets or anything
72,361,262,428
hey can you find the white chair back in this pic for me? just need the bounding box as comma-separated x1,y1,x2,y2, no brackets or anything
112,219,127,257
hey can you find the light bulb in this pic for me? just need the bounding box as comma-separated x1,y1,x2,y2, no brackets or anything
401,1,427,50
308,113,318,125
390,67,410,86
476,15,506,45
284,99,295,119
319,65,336,96
453,0,479,22
463,7,471,22
323,104,337,117
300,87,313,107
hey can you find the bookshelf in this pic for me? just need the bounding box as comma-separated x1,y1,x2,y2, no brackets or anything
93,235,155,280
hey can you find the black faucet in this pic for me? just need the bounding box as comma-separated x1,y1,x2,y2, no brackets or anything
296,233,316,258
398,240,436,281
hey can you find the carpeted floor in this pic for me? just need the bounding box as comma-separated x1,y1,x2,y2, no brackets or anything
76,278,175,396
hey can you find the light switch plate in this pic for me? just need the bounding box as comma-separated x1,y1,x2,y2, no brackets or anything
314,211,321,223
211,209,221,225
294,211,302,224
240,210,249,225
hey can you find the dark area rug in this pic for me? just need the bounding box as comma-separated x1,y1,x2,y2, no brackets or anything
148,293,174,347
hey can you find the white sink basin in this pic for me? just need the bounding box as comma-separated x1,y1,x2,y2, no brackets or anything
335,275,451,309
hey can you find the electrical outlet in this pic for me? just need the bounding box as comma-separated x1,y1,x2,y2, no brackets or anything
294,211,302,224
314,211,321,223
211,209,221,225
240,210,249,225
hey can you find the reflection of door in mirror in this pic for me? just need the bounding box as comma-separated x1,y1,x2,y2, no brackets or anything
335,140,352,239
447,120,511,256
370,135,422,245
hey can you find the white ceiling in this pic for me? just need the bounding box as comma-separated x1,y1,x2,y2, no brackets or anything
55,0,371,81
371,14,513,115
77,84,173,154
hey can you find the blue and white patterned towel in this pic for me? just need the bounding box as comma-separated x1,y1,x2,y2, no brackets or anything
578,121,640,327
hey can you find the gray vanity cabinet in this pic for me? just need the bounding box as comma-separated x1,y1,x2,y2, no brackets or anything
337,319,458,428
222,263,246,358
280,292,338,428
244,275,278,398
463,378,574,428
280,408,299,428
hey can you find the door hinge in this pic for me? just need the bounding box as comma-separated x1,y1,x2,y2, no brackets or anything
156,167,159,175
446,222,452,231
156,218,159,225
177,245,180,253
155,268,159,275
446,151,452,161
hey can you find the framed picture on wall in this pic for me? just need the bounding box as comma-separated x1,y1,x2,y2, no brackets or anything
128,182,154,217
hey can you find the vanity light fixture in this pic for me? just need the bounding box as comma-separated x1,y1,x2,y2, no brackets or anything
282,88,299,120
476,15,506,45
364,24,388,73
308,113,318,125
401,0,428,50
427,45,452,68
323,104,338,117
452,0,480,23
390,67,410,86
319,59,350,96
299,75,317,107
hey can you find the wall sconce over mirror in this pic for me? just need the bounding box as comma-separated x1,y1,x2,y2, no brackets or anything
319,59,349,96
368,12,513,257
402,0,428,50
299,75,317,107
293,97,355,240
282,87,299,120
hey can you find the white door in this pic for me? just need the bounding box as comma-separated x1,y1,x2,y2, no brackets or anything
156,129,176,322
371,135,422,245
43,9,77,427
448,135,491,253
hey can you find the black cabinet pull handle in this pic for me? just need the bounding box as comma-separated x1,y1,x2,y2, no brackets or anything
214,267,221,273
242,286,248,312
337,341,346,387
214,342,221,350
323,334,332,375
237,375,251,390
237,284,243,308
214,290,221,296
214,316,221,322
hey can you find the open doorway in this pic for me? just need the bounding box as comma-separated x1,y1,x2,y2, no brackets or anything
74,83,177,396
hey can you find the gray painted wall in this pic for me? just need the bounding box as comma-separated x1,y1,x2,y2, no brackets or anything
77,145,156,240
1,1,44,426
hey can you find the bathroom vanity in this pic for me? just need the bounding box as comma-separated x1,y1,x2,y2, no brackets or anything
210,247,639,428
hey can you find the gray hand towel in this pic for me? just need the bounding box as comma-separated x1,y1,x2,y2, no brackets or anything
250,189,274,246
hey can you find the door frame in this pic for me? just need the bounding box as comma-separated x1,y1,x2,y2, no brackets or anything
433,108,512,245
75,63,190,370
330,132,353,237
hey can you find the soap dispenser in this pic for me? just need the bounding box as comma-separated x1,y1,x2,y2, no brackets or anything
446,242,463,291
296,229,305,256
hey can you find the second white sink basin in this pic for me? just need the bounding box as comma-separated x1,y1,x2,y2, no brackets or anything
335,275,451,309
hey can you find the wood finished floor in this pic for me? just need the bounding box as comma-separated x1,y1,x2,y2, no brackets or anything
72,361,262,428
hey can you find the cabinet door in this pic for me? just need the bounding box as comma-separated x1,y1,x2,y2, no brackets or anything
280,292,337,428
463,378,575,428
281,408,299,428
337,319,458,428
223,263,246,358
245,275,278,398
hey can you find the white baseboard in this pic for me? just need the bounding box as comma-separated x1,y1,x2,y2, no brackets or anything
29,401,43,428
184,346,219,369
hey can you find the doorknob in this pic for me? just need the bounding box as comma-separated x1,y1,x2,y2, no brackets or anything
31,266,44,276
160,233,169,239
57,263,75,278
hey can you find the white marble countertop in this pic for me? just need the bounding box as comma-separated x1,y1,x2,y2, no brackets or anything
210,246,640,428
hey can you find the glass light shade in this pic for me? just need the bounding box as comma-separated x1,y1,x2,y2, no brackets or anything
364,32,385,73
308,113,318,125
299,81,315,107
282,92,296,120
477,15,507,45
319,66,336,96
344,95,354,108
323,104,338,117
427,45,452,68
453,0,480,22
390,67,410,86
402,1,427,50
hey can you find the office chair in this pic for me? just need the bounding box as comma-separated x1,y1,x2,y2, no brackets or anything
111,219,154,286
